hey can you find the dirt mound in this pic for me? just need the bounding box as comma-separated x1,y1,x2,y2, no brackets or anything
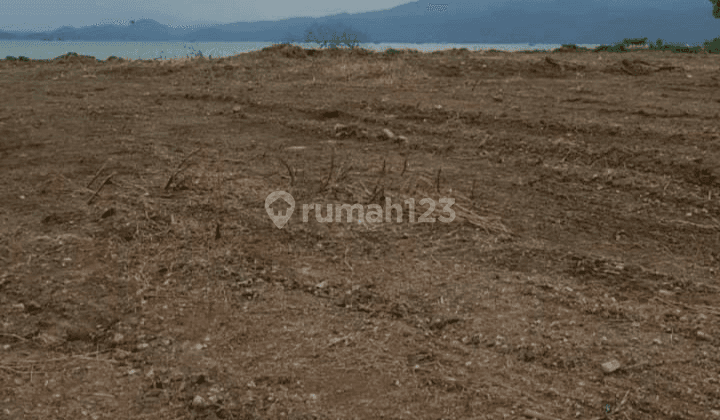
53,52,99,65
305,47,358,58
522,56,583,77
604,58,678,75
259,44,307,58
350,47,375,57
431,48,471,56
481,49,510,55
553,44,592,53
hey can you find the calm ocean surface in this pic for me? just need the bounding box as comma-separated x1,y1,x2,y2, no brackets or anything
0,40,602,60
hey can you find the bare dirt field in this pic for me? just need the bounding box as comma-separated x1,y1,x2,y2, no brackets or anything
1,45,720,419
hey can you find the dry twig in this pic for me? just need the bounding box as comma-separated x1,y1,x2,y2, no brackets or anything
277,157,296,186
164,148,201,190
87,172,115,204
87,160,109,188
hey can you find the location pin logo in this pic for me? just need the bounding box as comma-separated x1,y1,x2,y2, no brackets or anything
265,191,295,229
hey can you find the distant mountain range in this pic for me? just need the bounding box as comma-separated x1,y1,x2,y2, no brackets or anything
0,0,718,44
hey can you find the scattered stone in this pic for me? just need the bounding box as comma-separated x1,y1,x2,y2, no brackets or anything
232,105,243,113
101,208,116,219
334,123,357,138
136,342,149,350
113,349,131,360
66,324,93,342
192,395,207,408
112,333,124,344
652,338,662,345
381,128,396,140
25,301,41,313
601,359,621,374
697,331,711,341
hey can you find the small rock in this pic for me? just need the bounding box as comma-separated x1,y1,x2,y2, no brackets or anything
112,333,124,344
136,342,149,350
25,301,41,313
113,349,131,360
601,359,621,374
192,395,206,407
710,409,720,416
231,105,243,113
381,128,396,140
652,338,662,345
697,331,711,341
101,208,116,219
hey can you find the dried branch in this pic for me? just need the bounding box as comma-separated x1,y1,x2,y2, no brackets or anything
277,157,296,186
87,160,109,188
87,172,115,204
164,148,201,190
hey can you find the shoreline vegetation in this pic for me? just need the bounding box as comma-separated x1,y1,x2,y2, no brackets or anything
3,36,720,62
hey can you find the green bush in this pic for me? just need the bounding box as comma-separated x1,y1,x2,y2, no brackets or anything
703,36,720,53
622,37,648,45
5,55,17,61
561,43,578,49
594,44,628,52
658,43,703,53
18,56,30,61
54,52,80,60
649,38,664,49
384,48,401,56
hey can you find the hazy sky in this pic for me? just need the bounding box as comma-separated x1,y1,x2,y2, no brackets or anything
0,0,411,31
